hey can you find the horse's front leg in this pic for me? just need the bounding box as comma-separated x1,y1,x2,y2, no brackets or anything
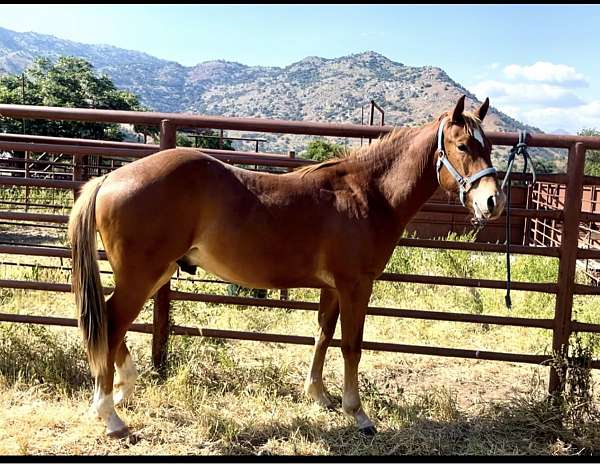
305,287,339,408
337,277,376,435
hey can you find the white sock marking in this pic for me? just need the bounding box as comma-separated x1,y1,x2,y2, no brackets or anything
114,354,137,405
92,382,127,435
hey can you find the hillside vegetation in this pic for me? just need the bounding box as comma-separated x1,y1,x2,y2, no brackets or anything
0,26,564,170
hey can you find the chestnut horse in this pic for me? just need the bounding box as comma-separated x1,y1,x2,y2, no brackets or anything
68,95,505,437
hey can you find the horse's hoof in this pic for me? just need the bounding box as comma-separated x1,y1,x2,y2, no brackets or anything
107,426,130,439
316,396,336,410
359,425,377,436
325,402,337,411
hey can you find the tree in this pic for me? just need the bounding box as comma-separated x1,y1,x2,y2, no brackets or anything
579,128,600,177
0,56,148,141
176,133,193,147
301,139,345,163
533,157,556,174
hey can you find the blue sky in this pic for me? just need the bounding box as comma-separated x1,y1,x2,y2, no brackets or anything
1,4,599,133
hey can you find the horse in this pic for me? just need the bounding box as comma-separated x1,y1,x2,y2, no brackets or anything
68,95,506,438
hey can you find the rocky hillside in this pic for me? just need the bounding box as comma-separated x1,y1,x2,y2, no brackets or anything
0,26,560,166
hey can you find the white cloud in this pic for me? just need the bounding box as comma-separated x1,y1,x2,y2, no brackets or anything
514,103,600,134
503,61,588,87
471,80,584,108
468,61,596,133
579,100,600,119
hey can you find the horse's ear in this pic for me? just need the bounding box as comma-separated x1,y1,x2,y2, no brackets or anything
476,97,490,122
451,95,466,123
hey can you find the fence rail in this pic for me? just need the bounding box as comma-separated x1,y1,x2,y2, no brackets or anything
1,104,599,396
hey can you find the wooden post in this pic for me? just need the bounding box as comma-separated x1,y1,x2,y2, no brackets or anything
152,119,177,373
548,142,586,394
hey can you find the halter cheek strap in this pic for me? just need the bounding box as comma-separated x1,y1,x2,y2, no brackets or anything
435,117,497,206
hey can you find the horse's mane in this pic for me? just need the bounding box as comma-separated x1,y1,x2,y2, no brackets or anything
294,110,483,179
294,156,346,178
294,127,411,178
460,111,483,138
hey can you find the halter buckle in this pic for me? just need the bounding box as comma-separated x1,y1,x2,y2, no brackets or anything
457,177,469,190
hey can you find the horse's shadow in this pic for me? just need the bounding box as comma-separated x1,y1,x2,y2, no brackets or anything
0,229,64,247
125,396,590,456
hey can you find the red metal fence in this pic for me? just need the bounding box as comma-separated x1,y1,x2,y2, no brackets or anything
1,104,600,394
530,182,600,284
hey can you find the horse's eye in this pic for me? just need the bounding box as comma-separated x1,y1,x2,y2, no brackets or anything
457,143,469,152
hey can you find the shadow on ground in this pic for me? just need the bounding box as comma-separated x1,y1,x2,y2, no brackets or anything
117,397,600,456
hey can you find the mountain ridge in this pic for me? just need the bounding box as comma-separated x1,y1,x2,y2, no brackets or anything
0,25,561,166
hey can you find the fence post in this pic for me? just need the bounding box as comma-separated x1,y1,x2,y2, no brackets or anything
548,142,586,394
24,150,29,212
152,119,177,373
522,181,533,246
287,150,295,173
72,154,84,200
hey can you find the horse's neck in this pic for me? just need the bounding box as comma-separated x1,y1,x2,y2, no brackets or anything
371,122,440,223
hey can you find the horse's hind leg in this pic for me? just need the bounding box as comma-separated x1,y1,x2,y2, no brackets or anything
91,263,177,437
90,288,145,438
113,340,137,406
304,288,339,409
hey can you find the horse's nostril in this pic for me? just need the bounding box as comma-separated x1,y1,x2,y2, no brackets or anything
487,195,496,213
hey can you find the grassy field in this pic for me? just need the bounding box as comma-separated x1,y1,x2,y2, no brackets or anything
1,188,600,455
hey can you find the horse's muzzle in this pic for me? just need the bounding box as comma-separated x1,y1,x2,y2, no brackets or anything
468,180,506,223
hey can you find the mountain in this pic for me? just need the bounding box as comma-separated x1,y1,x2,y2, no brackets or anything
0,26,560,167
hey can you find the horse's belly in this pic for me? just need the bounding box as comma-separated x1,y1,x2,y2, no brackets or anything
184,242,308,289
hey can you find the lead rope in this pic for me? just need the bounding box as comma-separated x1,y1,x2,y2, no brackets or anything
501,130,536,309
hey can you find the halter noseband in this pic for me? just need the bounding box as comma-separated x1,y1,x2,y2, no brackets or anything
435,117,497,206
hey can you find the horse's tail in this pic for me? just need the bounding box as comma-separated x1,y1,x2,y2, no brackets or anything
68,175,107,377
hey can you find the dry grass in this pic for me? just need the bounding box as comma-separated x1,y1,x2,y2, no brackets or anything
1,325,600,456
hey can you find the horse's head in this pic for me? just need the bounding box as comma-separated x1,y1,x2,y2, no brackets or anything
436,95,506,223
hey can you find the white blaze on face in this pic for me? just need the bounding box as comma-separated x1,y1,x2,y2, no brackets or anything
473,128,485,147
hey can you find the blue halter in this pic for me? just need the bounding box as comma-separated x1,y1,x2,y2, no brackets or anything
435,117,497,206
